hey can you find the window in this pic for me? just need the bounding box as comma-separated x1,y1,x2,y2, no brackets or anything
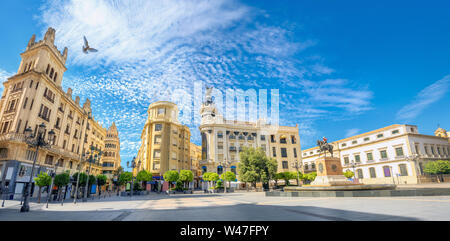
399,164,408,176
377,134,384,138
155,124,163,131
153,150,161,158
260,135,266,141
344,156,349,164
367,152,373,161
392,130,399,135
395,147,404,157
282,161,288,169
281,148,287,158
217,132,223,139
217,166,223,175
154,135,161,144
291,135,296,144
280,136,287,144
369,167,376,178
270,135,276,143
380,150,388,159
383,166,391,177
157,108,165,115
364,137,370,142
44,155,54,165
415,144,420,154
355,154,361,163
23,98,28,109
341,143,347,147
352,140,357,144
357,169,363,179
272,147,276,157
293,148,297,158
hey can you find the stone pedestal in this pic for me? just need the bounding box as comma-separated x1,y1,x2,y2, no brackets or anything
310,156,353,186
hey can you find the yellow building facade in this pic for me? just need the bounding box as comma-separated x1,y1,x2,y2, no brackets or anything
0,28,120,198
135,101,191,178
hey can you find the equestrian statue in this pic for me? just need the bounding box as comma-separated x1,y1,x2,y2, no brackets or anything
317,137,334,157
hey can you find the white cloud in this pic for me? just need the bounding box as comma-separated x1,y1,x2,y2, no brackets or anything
37,0,374,154
0,69,14,94
396,75,450,121
345,128,360,138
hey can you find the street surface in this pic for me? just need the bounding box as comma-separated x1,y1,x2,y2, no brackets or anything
1,191,450,221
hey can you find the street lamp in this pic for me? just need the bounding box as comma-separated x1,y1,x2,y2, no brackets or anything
291,161,302,187
127,157,141,197
20,123,55,212
83,145,102,202
350,160,357,183
219,159,231,193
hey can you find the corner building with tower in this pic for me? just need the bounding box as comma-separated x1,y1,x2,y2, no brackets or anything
198,89,302,183
0,28,121,199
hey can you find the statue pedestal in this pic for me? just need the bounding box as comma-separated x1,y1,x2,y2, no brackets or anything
310,156,353,186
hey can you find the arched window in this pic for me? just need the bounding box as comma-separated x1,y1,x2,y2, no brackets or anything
357,169,364,179
202,166,207,174
217,165,223,175
49,68,54,79
280,135,287,144
383,166,391,177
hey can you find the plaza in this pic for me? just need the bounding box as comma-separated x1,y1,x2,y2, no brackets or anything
2,184,450,221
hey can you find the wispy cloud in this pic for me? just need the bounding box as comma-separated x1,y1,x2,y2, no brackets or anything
396,75,450,121
0,68,14,94
345,128,360,138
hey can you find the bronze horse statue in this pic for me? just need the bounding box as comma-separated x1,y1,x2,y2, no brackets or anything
317,139,334,157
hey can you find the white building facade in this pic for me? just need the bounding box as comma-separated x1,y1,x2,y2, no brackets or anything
302,124,450,184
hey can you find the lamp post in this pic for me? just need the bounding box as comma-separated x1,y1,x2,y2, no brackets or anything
73,157,85,204
46,163,57,209
83,145,102,202
127,157,141,197
291,161,302,187
21,123,55,212
219,159,231,193
350,160,357,183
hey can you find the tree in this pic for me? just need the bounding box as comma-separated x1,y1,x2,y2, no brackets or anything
239,147,277,189
279,172,296,186
163,170,179,191
302,172,317,184
35,172,51,203
221,171,236,189
72,172,88,198
343,170,355,179
136,170,152,189
179,170,194,189
119,172,133,191
215,179,223,189
54,172,70,201
96,174,107,196
424,160,450,183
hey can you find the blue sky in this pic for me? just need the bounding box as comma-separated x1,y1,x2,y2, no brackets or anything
1,0,449,168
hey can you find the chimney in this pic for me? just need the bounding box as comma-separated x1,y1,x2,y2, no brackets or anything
75,96,80,105
67,88,72,98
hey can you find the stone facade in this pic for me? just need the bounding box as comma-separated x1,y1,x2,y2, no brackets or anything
198,91,301,178
135,101,191,177
0,28,120,198
302,124,450,185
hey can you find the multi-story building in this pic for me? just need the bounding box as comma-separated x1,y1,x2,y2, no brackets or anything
301,124,450,184
135,101,191,178
435,127,450,143
102,122,121,178
0,27,119,199
198,91,301,178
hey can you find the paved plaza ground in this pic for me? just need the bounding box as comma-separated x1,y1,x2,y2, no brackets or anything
2,188,450,221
